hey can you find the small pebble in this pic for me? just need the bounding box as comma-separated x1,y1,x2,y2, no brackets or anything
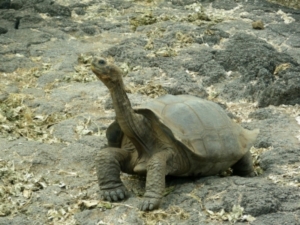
252,20,264,29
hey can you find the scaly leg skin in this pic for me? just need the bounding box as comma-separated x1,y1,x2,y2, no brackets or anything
232,151,255,177
139,151,170,211
96,147,131,202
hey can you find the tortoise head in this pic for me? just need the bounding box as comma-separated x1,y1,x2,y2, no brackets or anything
91,57,123,89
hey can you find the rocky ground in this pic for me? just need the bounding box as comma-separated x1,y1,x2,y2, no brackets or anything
0,0,300,224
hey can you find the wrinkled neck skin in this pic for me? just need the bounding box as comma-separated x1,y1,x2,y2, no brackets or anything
108,80,153,158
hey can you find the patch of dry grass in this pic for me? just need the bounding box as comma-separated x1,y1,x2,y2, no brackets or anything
206,205,256,224
63,54,97,83
268,0,300,9
0,93,71,142
126,81,167,98
268,163,300,187
0,159,46,217
141,205,189,225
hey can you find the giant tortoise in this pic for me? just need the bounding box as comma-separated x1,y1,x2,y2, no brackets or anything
91,57,259,211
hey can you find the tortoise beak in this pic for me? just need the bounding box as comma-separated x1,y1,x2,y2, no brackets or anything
91,64,110,81
90,64,99,78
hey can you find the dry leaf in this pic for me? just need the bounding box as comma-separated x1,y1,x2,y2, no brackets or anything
23,189,32,199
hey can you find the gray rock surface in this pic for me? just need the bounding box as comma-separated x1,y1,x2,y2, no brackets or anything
0,0,300,224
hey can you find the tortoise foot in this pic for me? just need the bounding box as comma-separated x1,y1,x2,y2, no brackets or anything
139,193,161,211
101,185,128,202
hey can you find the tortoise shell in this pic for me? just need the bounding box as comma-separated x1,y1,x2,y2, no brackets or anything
135,94,247,161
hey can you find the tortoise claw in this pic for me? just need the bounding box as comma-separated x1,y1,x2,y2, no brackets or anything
101,186,128,202
139,196,161,211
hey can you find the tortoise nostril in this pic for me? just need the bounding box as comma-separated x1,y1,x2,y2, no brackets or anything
98,59,106,65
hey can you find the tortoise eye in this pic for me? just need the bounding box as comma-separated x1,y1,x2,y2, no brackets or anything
98,59,106,65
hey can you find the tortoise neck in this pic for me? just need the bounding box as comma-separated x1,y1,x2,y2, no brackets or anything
109,81,150,154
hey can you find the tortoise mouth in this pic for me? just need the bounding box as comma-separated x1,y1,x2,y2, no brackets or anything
91,63,99,74
91,67,111,81
91,64,100,76
91,63,96,72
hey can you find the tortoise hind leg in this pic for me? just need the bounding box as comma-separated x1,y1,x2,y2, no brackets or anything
231,151,255,177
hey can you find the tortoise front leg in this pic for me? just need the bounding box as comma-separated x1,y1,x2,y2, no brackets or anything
139,150,172,211
96,147,132,202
